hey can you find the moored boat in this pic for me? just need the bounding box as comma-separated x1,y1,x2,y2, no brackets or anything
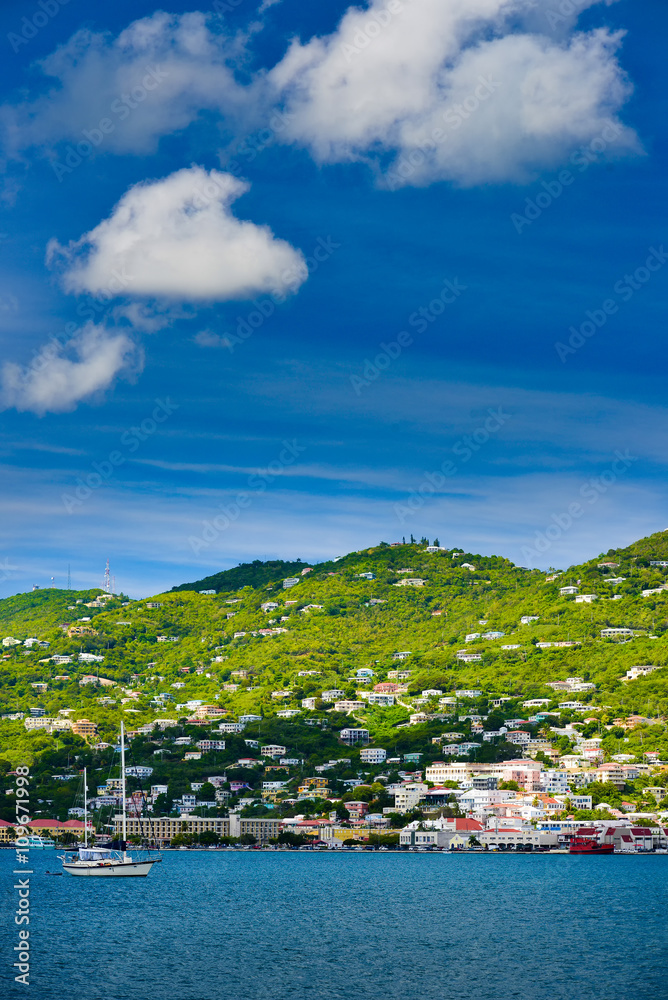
25,835,57,849
60,723,161,878
569,828,615,855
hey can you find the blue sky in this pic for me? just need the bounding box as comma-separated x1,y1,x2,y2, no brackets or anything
0,0,666,597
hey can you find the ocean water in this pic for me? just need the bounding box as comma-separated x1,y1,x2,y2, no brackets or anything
1,850,666,1000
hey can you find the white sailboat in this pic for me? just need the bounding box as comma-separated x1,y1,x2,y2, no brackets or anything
60,722,161,877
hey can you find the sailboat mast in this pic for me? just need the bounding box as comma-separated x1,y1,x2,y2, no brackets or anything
83,767,87,847
120,721,127,854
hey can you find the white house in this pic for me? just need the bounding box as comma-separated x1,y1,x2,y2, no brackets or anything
367,693,395,707
334,700,365,713
625,665,661,680
393,783,428,812
574,594,597,603
360,748,387,764
321,689,345,702
559,586,579,596
125,766,153,779
339,728,369,745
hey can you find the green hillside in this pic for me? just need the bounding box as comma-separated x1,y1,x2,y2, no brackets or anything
2,532,668,821
172,558,315,594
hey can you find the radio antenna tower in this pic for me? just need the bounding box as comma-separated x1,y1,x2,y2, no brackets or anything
50,576,55,588
103,559,111,594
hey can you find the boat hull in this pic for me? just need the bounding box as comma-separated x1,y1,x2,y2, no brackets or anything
569,843,614,855
62,859,158,877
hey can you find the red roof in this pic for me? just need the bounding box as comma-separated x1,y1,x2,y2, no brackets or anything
29,819,87,831
454,818,483,831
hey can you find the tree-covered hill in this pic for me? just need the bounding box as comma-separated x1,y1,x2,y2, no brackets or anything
2,531,668,774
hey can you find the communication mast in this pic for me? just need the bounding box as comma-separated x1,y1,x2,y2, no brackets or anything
103,559,111,594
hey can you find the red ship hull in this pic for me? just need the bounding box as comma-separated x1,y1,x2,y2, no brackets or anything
569,839,614,855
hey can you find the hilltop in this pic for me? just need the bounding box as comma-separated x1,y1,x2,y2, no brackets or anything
172,558,315,594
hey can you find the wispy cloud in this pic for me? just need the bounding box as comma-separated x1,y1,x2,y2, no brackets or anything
0,323,142,416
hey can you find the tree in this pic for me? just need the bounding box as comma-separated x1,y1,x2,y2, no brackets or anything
198,830,220,846
198,782,216,801
273,831,309,847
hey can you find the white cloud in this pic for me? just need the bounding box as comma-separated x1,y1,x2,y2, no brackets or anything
47,167,308,302
193,329,230,348
268,0,638,186
1,12,250,159
112,302,191,333
0,0,640,187
0,323,141,415
0,1,637,190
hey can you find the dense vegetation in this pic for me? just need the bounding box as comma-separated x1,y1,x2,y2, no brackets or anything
2,531,668,823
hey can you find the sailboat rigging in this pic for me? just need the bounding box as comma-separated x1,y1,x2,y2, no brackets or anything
60,721,161,877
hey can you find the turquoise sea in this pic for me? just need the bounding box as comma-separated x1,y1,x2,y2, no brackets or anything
1,851,666,999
